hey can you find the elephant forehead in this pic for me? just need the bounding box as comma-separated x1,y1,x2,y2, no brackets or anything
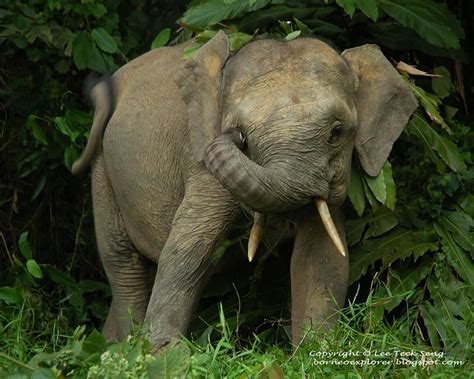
222,38,354,98
228,85,355,127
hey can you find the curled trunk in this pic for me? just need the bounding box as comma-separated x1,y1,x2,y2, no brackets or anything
204,129,328,213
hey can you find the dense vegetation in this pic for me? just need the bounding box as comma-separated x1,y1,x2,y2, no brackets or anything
0,0,472,377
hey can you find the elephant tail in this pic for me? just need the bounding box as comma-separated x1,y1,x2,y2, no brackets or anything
71,76,116,175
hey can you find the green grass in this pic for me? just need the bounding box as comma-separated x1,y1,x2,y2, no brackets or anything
1,298,471,378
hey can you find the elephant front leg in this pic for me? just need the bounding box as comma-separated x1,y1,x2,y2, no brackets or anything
290,207,349,345
144,171,238,348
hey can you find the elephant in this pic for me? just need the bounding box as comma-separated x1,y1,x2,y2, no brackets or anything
72,31,417,348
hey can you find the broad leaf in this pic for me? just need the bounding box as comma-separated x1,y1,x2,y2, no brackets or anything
91,28,118,54
425,271,471,353
237,5,317,32
356,0,378,22
375,258,432,311
87,44,110,74
18,231,33,260
27,259,43,279
285,30,301,41
294,18,312,35
404,78,453,134
151,28,171,49
364,166,387,204
346,207,398,246
407,113,466,172
54,117,79,141
383,161,396,210
439,211,473,257
348,163,365,217
432,66,454,99
64,146,79,170
228,32,253,51
378,0,461,49
363,160,396,209
180,0,271,30
26,115,48,145
72,31,93,69
349,229,437,284
434,222,474,285
0,287,23,305
336,0,355,17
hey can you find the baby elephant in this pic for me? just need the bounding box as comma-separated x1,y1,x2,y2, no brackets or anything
72,32,417,348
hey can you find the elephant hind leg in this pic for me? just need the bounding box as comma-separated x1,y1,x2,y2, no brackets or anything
92,153,156,340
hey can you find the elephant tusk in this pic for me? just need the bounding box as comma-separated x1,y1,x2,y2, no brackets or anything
315,198,346,257
248,212,266,262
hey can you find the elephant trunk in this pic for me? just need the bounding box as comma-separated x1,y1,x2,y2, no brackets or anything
205,129,346,259
204,129,326,214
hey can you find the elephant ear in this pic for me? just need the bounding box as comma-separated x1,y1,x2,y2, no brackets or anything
342,44,418,177
176,31,230,161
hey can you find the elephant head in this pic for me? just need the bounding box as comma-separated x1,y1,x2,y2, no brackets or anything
176,31,417,259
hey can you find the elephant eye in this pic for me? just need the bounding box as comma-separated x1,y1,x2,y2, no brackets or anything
329,122,344,144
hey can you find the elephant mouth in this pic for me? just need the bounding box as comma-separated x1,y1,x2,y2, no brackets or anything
247,197,346,262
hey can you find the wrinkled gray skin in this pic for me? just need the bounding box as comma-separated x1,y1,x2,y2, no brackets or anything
72,32,417,348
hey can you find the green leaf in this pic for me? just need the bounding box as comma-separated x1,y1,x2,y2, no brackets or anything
151,28,171,49
46,265,75,287
25,24,53,45
431,66,453,99
376,258,432,311
31,175,46,201
64,146,79,171
26,115,48,145
425,271,471,352
31,368,56,379
420,303,442,348
285,30,301,41
459,195,474,217
27,259,43,278
87,44,110,74
228,32,253,51
434,222,474,285
405,78,452,134
378,0,461,49
78,280,110,293
237,5,317,32
294,18,312,35
0,287,23,305
429,269,473,321
147,344,191,377
407,113,466,172
348,163,365,217
91,28,118,54
18,231,33,260
180,0,271,30
73,31,93,69
383,161,396,210
87,3,107,19
82,329,107,354
336,0,355,17
356,0,378,22
54,117,79,141
183,44,202,60
346,207,398,246
364,167,387,205
309,19,343,35
439,211,473,257
349,229,437,284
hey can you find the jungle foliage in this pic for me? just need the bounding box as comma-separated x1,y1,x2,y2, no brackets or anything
0,0,473,377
